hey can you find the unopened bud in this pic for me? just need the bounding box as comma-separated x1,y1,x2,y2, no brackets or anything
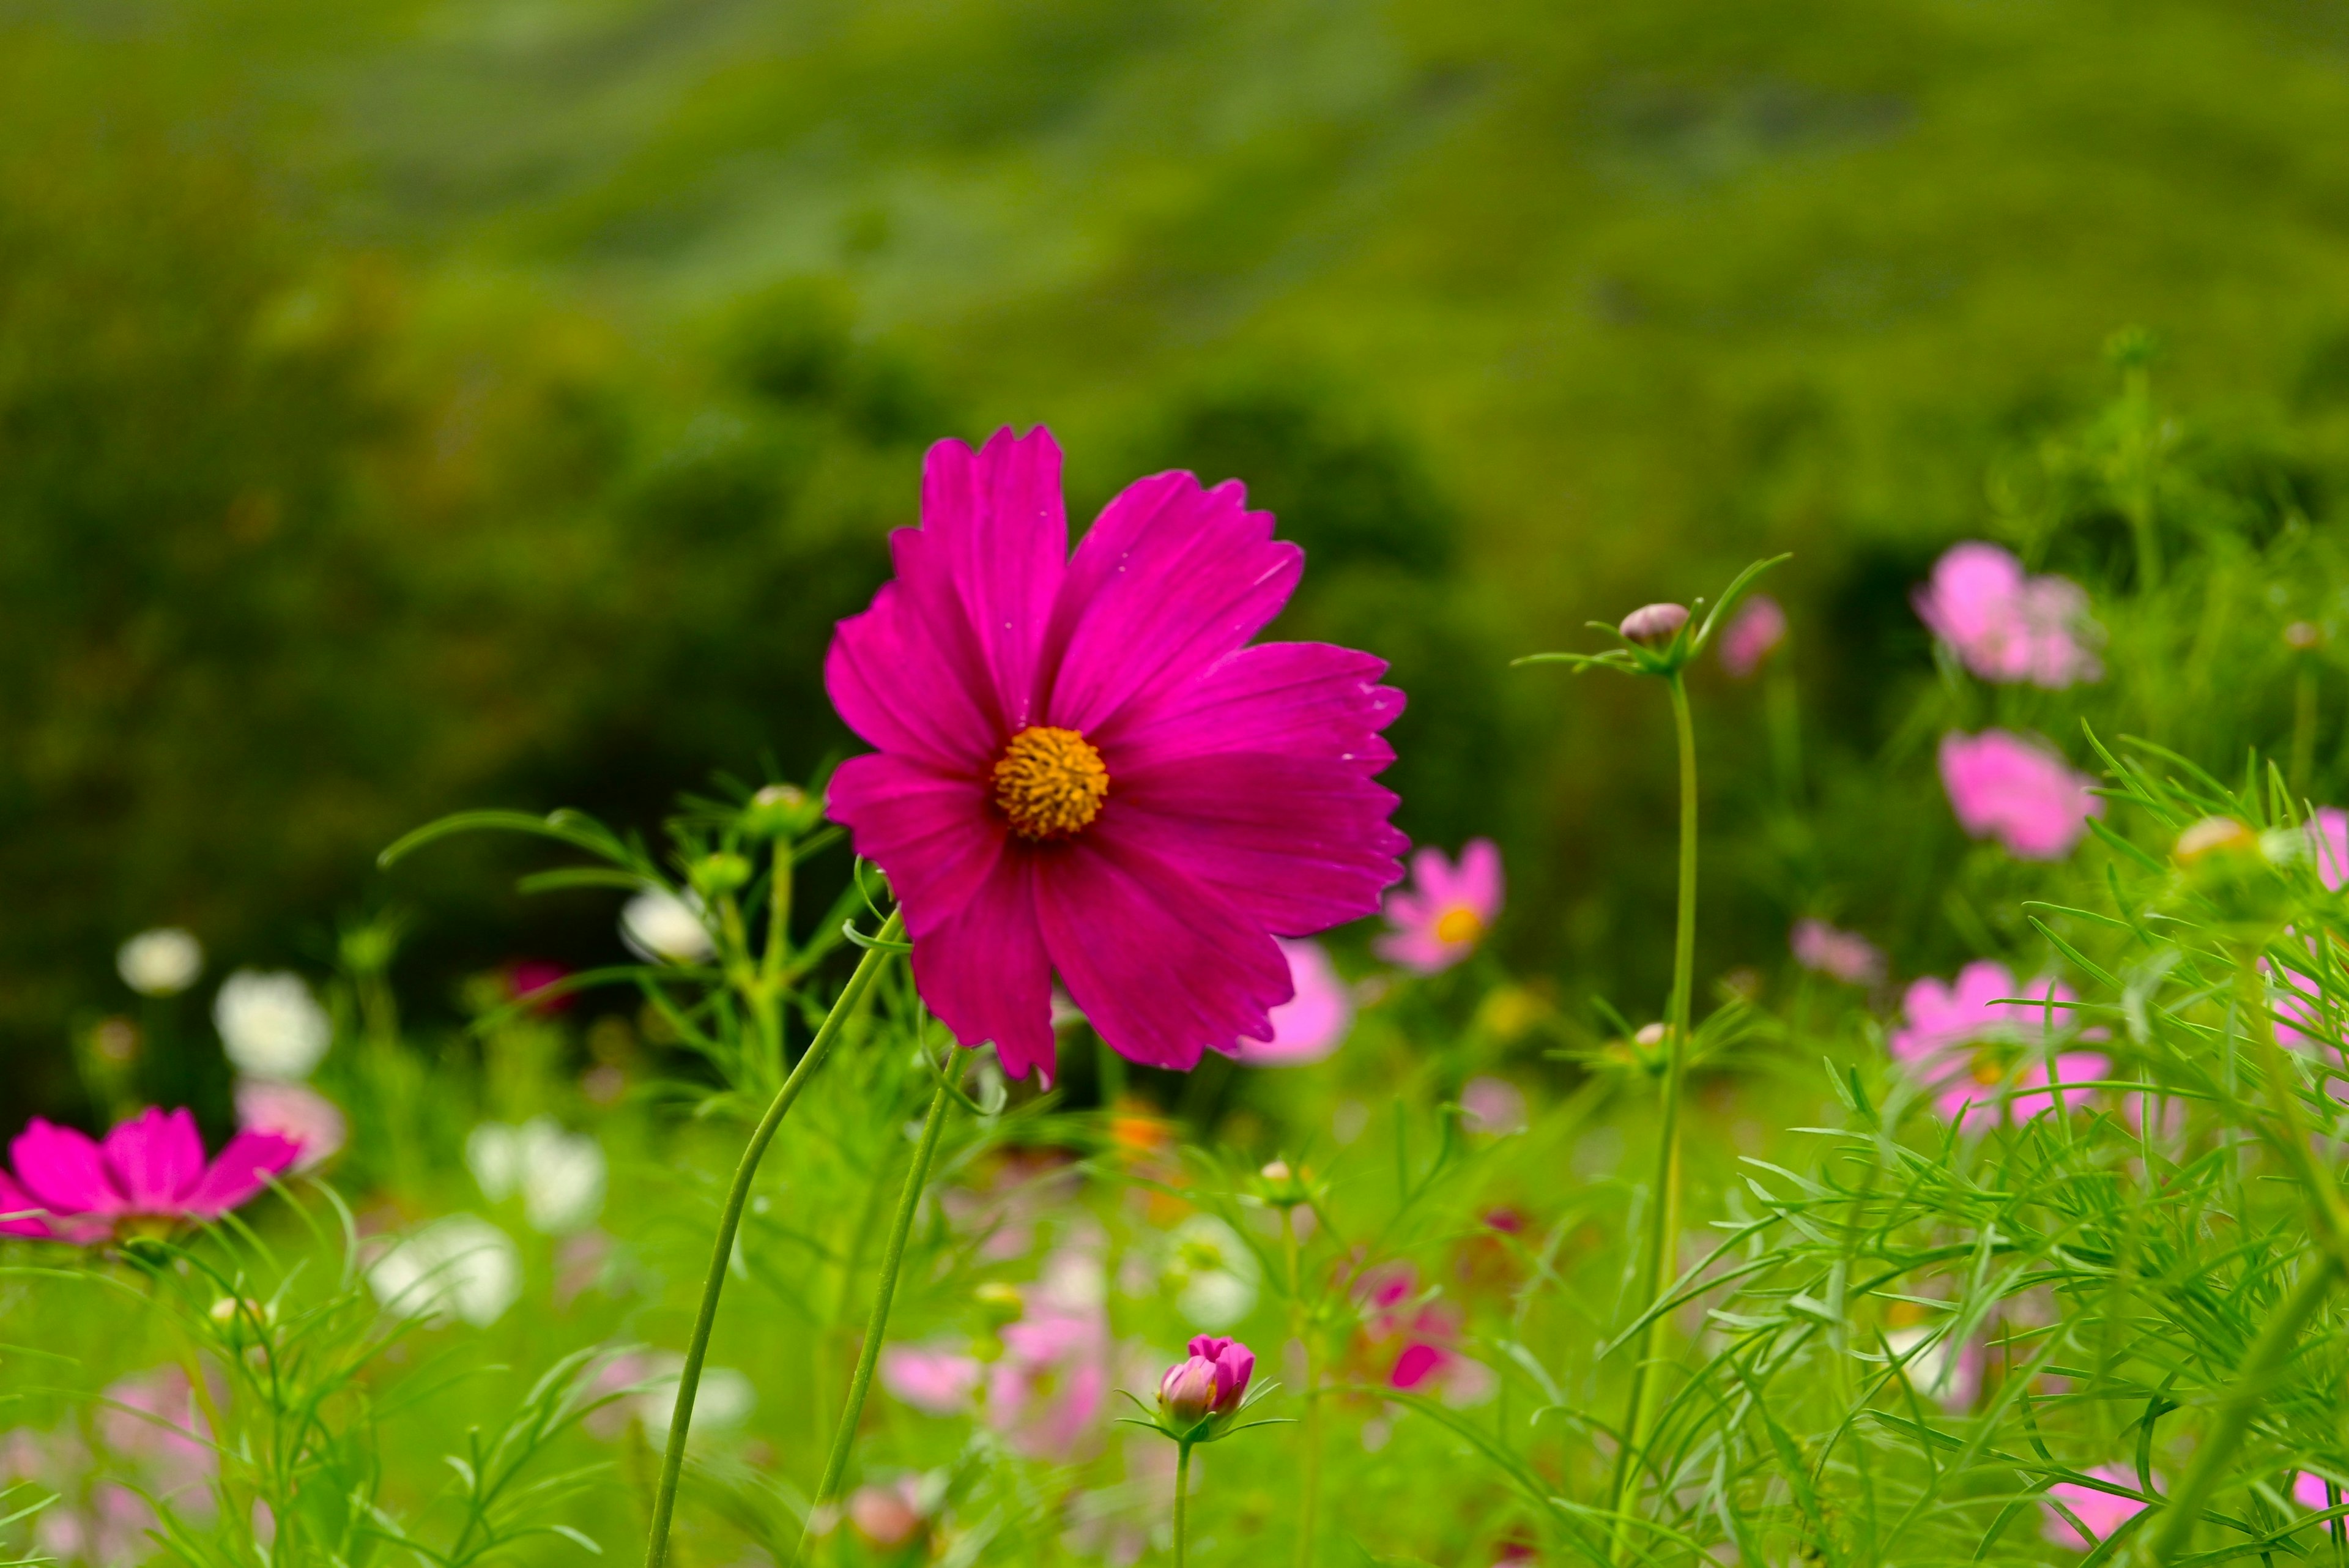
2176,816,2257,863
973,1280,1023,1330
1619,603,1690,644
1260,1159,1291,1183
1159,1356,1219,1427
744,782,815,839
691,852,753,896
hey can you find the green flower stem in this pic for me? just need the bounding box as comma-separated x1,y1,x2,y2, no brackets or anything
1175,1441,1195,1568
798,1075,954,1562
642,908,904,1568
1288,1214,1321,1568
1609,667,1700,1560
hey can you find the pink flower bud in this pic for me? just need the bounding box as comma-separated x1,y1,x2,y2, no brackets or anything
1187,1333,1255,1414
1619,603,1690,644
1158,1355,1220,1427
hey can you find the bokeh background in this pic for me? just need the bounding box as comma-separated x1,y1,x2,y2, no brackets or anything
13,0,2349,1110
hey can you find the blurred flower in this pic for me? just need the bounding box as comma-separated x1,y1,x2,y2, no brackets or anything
986,1252,1111,1460
1790,918,1885,986
507,959,572,1011
1915,542,2103,688
1881,1325,1981,1410
880,1343,985,1414
100,1367,213,1499
633,1352,755,1441
1234,939,1353,1065
1939,730,2102,860
1460,1076,1527,1137
2041,1465,2151,1549
234,1080,346,1172
620,888,714,964
117,928,203,998
1164,1214,1260,1328
2297,1471,2339,1511
214,969,332,1082
368,1214,521,1327
2309,807,2349,890
1355,1263,1496,1408
466,1118,606,1234
823,428,1406,1084
1157,1334,1255,1433
848,1475,938,1551
2,1107,299,1244
1619,602,1690,644
1890,962,2109,1132
1718,594,1787,678
1376,840,1504,974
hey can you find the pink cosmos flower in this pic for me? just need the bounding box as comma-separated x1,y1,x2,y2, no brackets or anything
2041,1465,2152,1549
2310,808,2349,890
2,1108,299,1244
1236,939,1353,1065
1790,918,1885,986
1157,1335,1255,1427
847,1477,929,1550
987,1307,1109,1460
880,1343,986,1415
234,1080,346,1172
1915,542,2102,688
1939,730,2103,860
2298,1471,2340,1512
1375,840,1504,974
1356,1263,1496,1406
1718,595,1787,678
825,428,1407,1083
1890,962,2109,1132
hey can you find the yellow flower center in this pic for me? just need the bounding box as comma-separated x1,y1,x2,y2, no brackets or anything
992,726,1109,841
1434,904,1485,945
1971,1055,2005,1086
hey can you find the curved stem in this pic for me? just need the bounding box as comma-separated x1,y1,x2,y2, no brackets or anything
641,909,902,1568
1609,669,1699,1559
797,1076,954,1562
1176,1442,1194,1568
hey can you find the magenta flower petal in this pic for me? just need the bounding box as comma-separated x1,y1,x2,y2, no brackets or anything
908,425,1068,732
178,1131,301,1219
826,752,1011,937
1042,472,1299,734
907,852,1058,1083
12,1119,123,1216
102,1108,206,1213
1106,642,1402,775
0,1173,52,1239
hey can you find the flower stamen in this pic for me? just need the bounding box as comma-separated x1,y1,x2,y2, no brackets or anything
1433,905,1484,945
993,726,1109,841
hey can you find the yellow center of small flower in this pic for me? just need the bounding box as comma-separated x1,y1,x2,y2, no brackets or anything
992,726,1109,841
1971,1055,2005,1086
1434,904,1485,945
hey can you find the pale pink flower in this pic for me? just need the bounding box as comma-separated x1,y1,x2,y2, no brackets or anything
1718,595,1787,678
848,1477,929,1549
1619,603,1690,644
880,1343,985,1415
1939,730,2102,860
2310,808,2349,890
100,1368,214,1500
2041,1465,2151,1549
1790,919,1885,986
1891,962,2109,1132
1235,939,1353,1065
1915,542,2102,688
987,1308,1108,1460
1459,1077,1527,1137
1376,841,1504,974
234,1081,346,1172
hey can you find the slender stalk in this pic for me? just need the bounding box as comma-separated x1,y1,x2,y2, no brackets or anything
1609,668,1700,1558
2295,658,2320,804
798,1077,954,1562
2143,1255,2336,1564
1175,1442,1194,1568
642,909,903,1568
1288,1213,1321,1568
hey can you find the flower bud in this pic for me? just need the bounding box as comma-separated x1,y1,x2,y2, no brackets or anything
1159,1354,1220,1428
2288,621,2325,652
973,1280,1024,1330
1619,603,1690,644
2175,816,2257,864
690,852,754,897
744,782,816,839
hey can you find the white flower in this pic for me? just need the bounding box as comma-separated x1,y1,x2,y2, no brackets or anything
234,1080,347,1172
117,929,204,997
620,888,714,964
368,1215,521,1327
634,1352,755,1441
466,1117,606,1234
213,970,331,1081
1165,1214,1260,1329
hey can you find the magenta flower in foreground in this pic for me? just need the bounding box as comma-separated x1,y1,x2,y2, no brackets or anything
1915,542,2102,689
1157,1335,1255,1431
1939,730,2102,860
1235,938,1353,1066
2041,1465,2152,1549
1790,918,1885,986
1718,594,1787,678
2,1108,299,1244
825,428,1407,1082
1890,962,2109,1133
1376,839,1503,974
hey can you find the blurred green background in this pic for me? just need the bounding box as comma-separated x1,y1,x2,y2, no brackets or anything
13,0,2349,1107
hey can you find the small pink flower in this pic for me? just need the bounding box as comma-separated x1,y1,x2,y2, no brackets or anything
234,1081,346,1172
4,1108,299,1244
100,1368,214,1498
880,1343,985,1415
2041,1465,2151,1549
1156,1334,1252,1426
2310,808,2349,891
1619,603,1690,644
1459,1076,1527,1137
1356,1265,1494,1406
1376,841,1504,974
1235,940,1353,1065
1939,730,2102,860
1915,542,2102,688
847,1477,929,1549
507,959,573,1013
1790,919,1884,986
1891,962,2108,1132
987,1306,1108,1460
1718,595,1787,678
